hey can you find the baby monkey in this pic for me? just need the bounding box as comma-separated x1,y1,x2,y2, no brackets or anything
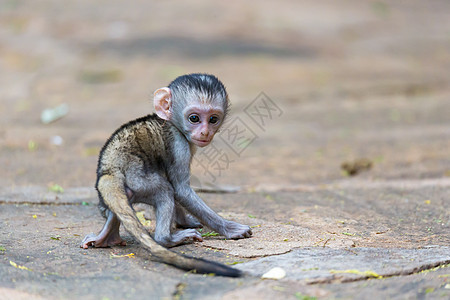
81,73,252,277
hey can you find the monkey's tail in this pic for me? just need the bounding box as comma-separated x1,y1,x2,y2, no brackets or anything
97,175,242,277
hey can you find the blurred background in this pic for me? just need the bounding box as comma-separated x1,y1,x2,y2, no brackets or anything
1,0,449,189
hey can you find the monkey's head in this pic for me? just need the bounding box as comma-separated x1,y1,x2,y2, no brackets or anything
153,73,229,147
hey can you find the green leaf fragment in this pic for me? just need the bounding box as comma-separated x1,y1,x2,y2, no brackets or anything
28,140,37,151
10,261,32,271
49,184,64,193
295,292,317,300
329,269,382,278
342,232,355,236
201,231,219,237
225,261,244,265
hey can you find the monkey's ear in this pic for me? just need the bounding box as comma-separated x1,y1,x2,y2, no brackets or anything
153,87,172,120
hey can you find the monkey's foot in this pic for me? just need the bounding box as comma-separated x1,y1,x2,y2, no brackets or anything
223,221,253,240
157,229,203,248
80,232,127,249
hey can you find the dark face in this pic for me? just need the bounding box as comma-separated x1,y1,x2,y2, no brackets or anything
182,104,224,147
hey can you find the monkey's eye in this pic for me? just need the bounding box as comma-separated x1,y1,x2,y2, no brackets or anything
188,115,200,123
209,116,219,124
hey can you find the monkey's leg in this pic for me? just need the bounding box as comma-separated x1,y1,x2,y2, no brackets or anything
91,175,241,276
81,210,126,249
174,204,203,229
154,194,203,248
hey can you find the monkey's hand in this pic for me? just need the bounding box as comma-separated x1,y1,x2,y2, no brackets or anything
223,221,252,240
157,229,203,248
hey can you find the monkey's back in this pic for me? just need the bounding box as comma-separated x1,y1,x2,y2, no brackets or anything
96,114,174,184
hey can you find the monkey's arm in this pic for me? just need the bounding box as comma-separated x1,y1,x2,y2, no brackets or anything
174,185,252,239
168,139,252,239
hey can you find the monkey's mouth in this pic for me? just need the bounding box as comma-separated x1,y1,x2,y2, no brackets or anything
192,139,211,147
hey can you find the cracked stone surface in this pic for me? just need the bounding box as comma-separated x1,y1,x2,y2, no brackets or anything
1,186,449,299
203,213,354,257
1,0,450,299
236,247,450,281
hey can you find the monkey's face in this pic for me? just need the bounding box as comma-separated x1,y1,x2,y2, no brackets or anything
183,105,224,147
153,75,229,148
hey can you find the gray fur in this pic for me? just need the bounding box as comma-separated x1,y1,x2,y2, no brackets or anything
81,74,251,277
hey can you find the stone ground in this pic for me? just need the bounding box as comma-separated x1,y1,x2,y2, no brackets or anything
1,0,449,299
